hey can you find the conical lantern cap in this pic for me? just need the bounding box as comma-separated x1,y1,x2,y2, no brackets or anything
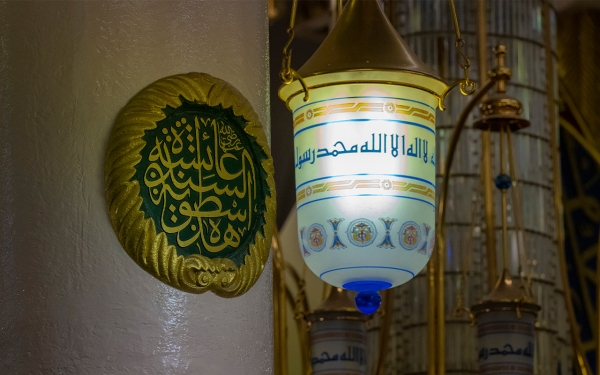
297,0,439,79
470,268,540,316
306,288,367,322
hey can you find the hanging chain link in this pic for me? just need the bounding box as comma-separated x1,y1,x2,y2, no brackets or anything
280,0,309,101
280,0,298,84
449,0,475,95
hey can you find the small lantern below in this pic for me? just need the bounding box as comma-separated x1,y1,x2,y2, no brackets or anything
471,270,540,374
306,288,368,375
279,0,447,314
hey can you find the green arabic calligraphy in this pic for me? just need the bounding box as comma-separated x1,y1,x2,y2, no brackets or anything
135,98,268,266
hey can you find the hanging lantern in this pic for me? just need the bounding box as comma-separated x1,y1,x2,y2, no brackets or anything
306,288,368,375
279,0,451,313
470,45,541,374
471,270,540,374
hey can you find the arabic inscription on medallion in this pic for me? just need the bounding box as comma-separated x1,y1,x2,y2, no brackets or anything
135,99,267,267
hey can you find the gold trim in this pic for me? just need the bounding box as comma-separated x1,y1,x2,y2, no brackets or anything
543,2,592,374
296,179,435,203
373,289,394,375
434,78,496,375
293,113,305,127
283,79,444,111
104,73,276,296
293,101,435,128
477,0,497,293
272,230,288,375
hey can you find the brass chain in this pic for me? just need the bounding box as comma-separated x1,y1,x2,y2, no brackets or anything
280,0,309,101
280,0,298,84
449,0,475,95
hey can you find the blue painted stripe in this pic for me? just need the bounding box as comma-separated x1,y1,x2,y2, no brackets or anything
477,331,534,338
312,338,365,345
294,118,435,138
297,194,435,211
296,173,435,190
320,266,414,279
293,95,436,113
313,369,365,375
478,321,534,327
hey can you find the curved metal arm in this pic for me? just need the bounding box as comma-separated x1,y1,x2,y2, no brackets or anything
436,79,496,231
431,78,496,375
272,231,289,375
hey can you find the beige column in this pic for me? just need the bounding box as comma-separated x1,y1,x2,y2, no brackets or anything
0,1,272,374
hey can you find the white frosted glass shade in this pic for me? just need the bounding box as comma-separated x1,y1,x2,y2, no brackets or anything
282,72,442,302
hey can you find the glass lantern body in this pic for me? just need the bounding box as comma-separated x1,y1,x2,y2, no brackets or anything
282,71,442,292
476,310,536,374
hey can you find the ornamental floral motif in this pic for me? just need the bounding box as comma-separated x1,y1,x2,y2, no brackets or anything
398,221,421,251
328,218,347,250
347,219,378,247
307,223,327,252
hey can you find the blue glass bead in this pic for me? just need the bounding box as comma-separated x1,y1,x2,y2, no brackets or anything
355,291,382,315
343,280,391,314
494,173,512,190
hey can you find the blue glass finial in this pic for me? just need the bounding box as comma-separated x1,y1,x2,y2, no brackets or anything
355,291,382,314
494,173,512,190
343,280,392,314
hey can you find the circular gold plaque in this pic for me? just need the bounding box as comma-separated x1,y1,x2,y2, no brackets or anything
105,73,276,297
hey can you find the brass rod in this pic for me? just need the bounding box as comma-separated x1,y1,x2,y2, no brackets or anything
456,161,485,315
374,289,394,375
289,0,298,29
272,230,288,375
449,0,462,41
322,283,332,302
506,127,532,293
438,79,496,244
435,237,445,375
428,38,448,375
597,229,600,375
436,78,495,375
542,1,591,374
427,256,436,375
477,0,497,291
499,126,509,271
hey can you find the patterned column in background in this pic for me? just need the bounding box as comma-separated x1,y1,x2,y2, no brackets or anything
386,1,571,374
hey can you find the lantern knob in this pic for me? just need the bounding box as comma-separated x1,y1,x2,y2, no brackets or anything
343,281,391,314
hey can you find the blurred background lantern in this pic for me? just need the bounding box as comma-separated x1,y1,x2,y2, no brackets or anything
468,45,541,375
307,288,369,375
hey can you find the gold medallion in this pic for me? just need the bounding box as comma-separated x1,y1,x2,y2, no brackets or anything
105,73,276,296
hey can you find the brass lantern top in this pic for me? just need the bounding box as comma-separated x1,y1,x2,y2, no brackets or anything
473,45,531,132
278,0,447,109
298,0,439,79
470,268,541,316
